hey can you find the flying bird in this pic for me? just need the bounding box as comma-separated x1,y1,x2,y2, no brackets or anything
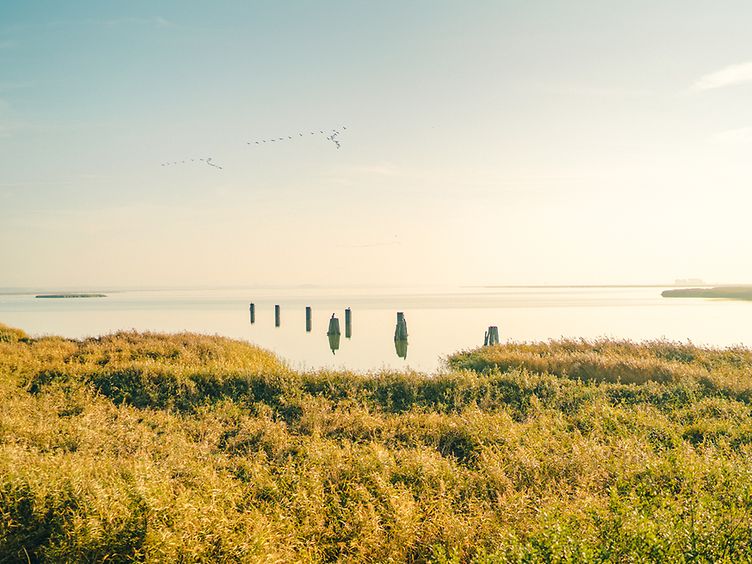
161,156,223,170
205,157,223,170
245,125,348,150
327,130,342,149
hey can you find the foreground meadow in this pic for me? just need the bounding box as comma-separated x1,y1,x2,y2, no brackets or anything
2,323,752,562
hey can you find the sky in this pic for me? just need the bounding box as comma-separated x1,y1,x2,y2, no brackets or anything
1,0,752,289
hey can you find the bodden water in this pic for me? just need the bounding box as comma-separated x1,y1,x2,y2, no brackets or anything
1,286,750,372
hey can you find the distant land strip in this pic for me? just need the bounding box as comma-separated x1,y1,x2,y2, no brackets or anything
35,293,107,299
661,286,752,300
475,284,715,289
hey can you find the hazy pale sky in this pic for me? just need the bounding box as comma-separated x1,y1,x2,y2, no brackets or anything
2,1,751,288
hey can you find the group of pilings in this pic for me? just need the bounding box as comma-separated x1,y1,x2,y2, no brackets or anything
326,308,352,354
249,302,352,341
250,302,502,357
249,303,408,357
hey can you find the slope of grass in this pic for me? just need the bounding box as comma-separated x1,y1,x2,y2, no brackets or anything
447,338,752,390
2,324,752,561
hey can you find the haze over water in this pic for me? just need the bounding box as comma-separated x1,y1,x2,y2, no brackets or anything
2,286,749,372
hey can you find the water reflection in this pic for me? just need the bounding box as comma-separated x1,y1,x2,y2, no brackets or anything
394,338,408,359
328,332,341,354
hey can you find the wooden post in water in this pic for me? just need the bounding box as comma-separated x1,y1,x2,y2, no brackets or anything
394,312,408,359
485,326,499,345
344,308,352,339
327,314,341,354
305,306,312,332
249,303,255,324
275,305,281,327
327,314,341,336
394,312,408,340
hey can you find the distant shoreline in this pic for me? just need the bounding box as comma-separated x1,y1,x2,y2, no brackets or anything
662,286,752,301
35,293,107,299
477,284,715,289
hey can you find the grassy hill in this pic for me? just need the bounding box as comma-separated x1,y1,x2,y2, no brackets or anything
2,322,752,561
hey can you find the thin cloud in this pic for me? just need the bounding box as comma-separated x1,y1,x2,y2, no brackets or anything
88,16,175,29
336,241,402,248
693,61,752,91
0,39,16,49
1,16,176,34
554,84,653,98
710,127,752,144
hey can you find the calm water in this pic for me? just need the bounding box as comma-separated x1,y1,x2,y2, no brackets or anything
1,286,750,372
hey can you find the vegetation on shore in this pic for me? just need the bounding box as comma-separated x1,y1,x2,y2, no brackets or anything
661,285,752,300
2,322,752,561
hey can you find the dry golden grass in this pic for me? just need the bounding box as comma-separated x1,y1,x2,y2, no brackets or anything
448,338,752,390
2,325,752,562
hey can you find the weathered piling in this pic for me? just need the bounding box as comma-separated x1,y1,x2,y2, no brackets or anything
249,303,255,324
275,305,281,327
344,308,352,339
305,306,312,332
394,312,408,341
327,314,341,336
485,325,499,345
327,314,341,354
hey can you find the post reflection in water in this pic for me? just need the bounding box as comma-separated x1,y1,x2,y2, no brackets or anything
394,338,408,359
328,332,341,354
345,308,352,339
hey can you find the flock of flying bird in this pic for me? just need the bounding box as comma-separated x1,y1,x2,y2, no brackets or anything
160,157,223,170
160,126,347,170
248,126,346,149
